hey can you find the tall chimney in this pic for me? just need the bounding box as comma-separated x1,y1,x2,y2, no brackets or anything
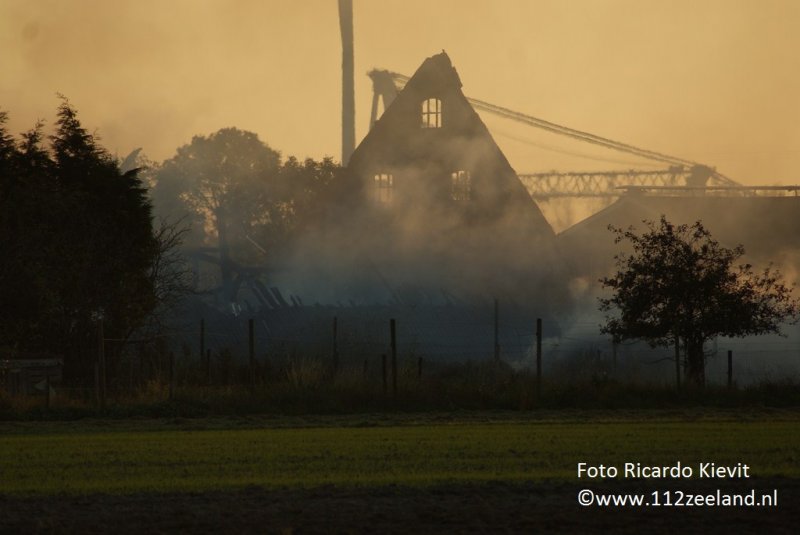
338,0,355,166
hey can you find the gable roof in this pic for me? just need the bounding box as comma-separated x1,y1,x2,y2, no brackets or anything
347,51,554,238
310,52,570,305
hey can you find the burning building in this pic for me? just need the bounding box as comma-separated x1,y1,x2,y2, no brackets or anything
257,52,570,362
308,51,567,309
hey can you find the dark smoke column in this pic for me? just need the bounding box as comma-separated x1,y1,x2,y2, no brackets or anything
338,0,355,165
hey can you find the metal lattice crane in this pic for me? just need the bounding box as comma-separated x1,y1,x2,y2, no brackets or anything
367,69,740,199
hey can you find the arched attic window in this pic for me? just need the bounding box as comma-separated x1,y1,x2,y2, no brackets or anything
421,98,442,128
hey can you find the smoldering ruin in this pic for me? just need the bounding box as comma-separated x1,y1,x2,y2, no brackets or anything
172,49,800,386
182,52,566,366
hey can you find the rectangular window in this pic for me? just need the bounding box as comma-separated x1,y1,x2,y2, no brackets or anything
421,98,442,128
451,170,471,201
374,173,394,203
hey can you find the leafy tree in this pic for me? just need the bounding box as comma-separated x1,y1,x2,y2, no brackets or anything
153,128,281,300
268,155,341,244
599,216,798,386
152,129,342,303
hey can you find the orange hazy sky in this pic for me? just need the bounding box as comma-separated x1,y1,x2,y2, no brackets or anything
1,0,799,184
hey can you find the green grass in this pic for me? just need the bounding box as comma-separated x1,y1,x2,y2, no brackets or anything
1,416,799,495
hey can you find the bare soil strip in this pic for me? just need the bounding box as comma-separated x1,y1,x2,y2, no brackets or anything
2,479,797,534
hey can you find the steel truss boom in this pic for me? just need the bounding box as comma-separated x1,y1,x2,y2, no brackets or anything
371,70,739,189
519,168,691,199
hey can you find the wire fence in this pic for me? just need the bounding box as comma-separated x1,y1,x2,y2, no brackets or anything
118,308,800,388
5,305,798,405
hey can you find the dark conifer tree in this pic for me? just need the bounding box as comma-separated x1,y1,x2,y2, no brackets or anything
0,100,159,384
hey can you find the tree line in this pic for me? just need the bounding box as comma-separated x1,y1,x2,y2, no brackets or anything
2,98,797,389
0,100,341,385
148,127,342,304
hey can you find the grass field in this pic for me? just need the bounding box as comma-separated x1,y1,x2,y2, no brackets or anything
2,412,799,496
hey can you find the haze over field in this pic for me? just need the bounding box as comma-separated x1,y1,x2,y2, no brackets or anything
2,0,799,184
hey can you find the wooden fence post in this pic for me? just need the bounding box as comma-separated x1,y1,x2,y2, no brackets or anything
675,336,681,389
382,354,387,394
727,350,733,388
248,318,255,384
98,318,106,409
332,317,339,375
206,349,211,386
169,351,175,401
494,298,500,362
200,317,205,372
536,318,542,396
94,358,100,407
390,319,397,396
